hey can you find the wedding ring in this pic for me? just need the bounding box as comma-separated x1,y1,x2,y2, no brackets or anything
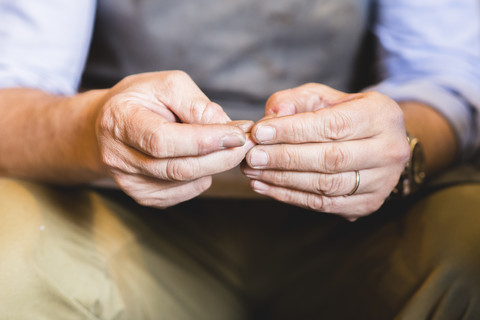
347,170,360,196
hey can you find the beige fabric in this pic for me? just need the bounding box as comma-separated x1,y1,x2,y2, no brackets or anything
1,177,480,319
0,179,245,320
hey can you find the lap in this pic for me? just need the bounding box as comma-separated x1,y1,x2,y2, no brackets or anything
0,178,246,320
254,185,480,319
1,177,479,319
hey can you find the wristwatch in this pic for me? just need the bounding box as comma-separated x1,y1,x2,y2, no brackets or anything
392,132,426,197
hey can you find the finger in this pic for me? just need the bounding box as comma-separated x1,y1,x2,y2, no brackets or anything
248,180,385,219
113,141,250,181
147,145,249,181
147,176,212,208
114,172,212,208
229,120,255,133
264,83,350,116
118,107,248,158
253,92,400,145
112,91,179,123
242,167,381,196
245,139,406,173
158,71,232,124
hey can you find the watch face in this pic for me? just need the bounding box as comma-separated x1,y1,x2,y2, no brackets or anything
412,142,426,186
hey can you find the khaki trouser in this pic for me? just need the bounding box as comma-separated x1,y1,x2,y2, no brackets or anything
1,177,480,319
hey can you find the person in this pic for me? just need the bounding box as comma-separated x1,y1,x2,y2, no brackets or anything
0,0,479,319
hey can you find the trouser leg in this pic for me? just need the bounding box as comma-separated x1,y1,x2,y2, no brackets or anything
246,184,480,319
0,178,247,320
2,177,479,319
0,178,124,320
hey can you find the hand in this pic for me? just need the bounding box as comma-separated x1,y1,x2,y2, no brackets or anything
95,71,253,208
242,83,410,220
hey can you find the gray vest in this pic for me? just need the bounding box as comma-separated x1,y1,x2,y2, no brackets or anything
82,0,374,120
82,0,480,191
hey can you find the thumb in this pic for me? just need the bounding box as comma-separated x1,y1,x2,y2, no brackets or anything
265,83,348,116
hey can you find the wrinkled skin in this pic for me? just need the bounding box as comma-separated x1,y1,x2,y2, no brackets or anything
95,71,253,208
242,83,410,221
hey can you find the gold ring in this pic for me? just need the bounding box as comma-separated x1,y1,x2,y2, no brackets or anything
347,170,360,196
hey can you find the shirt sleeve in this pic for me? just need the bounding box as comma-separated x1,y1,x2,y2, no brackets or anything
0,0,97,95
369,0,480,158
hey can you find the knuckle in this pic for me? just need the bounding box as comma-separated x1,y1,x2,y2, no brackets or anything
322,196,343,214
322,110,353,140
167,70,190,82
165,159,197,181
367,91,391,108
305,194,326,212
142,127,165,156
101,150,131,173
97,103,119,136
99,96,137,140
97,111,115,134
161,70,192,94
198,101,224,124
101,150,117,168
315,174,342,196
273,171,288,186
280,146,297,169
322,144,350,172
293,118,309,142
369,91,404,122
114,74,138,90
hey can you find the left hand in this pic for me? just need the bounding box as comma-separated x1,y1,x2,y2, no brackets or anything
241,83,410,220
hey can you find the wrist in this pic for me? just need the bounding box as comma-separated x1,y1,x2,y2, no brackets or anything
70,89,110,179
400,102,458,176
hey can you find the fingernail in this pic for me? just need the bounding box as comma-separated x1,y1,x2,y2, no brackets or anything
249,149,268,168
252,180,269,193
220,134,245,149
243,167,261,178
255,126,275,143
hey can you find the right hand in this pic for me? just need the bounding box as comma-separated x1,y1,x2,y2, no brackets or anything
95,71,253,208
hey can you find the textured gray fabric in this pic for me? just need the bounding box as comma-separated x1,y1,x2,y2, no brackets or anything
80,0,480,184
82,0,372,120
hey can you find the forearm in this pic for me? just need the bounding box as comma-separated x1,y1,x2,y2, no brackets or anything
400,101,458,177
0,88,107,183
